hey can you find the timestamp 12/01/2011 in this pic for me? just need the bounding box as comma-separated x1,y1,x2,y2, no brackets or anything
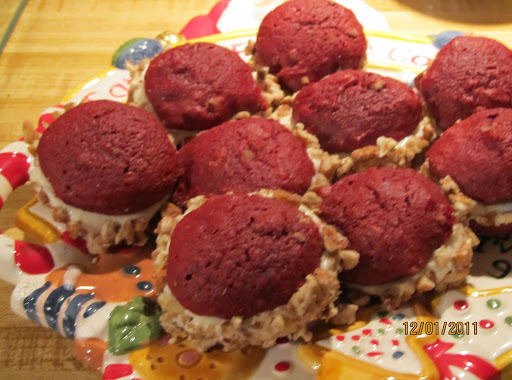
403,321,478,336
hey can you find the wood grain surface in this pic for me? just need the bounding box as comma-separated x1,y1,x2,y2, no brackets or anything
0,1,511,379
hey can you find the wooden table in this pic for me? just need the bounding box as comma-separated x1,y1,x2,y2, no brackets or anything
0,1,511,378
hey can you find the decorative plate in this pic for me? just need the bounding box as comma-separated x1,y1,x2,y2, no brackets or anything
0,1,510,379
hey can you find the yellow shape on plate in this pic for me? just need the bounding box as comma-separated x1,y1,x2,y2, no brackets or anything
461,284,512,297
317,349,423,380
129,341,265,380
14,196,60,244
496,350,512,370
296,343,329,371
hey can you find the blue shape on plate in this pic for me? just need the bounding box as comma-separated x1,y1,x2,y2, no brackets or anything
393,351,404,359
392,313,405,320
124,265,141,276
433,31,465,49
24,281,51,324
113,38,163,69
44,285,75,331
136,281,153,291
84,301,107,318
62,293,95,339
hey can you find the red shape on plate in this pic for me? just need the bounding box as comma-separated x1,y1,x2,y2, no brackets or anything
424,339,500,380
274,361,290,372
180,0,231,39
362,329,372,336
335,335,345,341
103,364,133,380
370,339,379,345
367,352,383,357
14,240,54,274
351,335,360,341
453,300,469,311
392,339,400,346
37,112,57,133
380,318,392,325
0,152,30,188
61,231,89,254
479,319,495,329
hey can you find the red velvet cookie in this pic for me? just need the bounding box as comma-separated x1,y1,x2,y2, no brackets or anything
318,167,455,285
254,0,366,92
415,36,512,130
293,70,423,153
145,42,266,131
38,100,181,215
167,194,324,318
173,118,315,205
427,108,512,205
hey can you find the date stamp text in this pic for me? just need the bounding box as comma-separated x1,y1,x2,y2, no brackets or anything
403,321,478,336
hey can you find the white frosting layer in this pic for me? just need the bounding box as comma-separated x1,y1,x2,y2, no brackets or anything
130,63,155,112
162,285,227,326
29,162,166,230
473,201,512,216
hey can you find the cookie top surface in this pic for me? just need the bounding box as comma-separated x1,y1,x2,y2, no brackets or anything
318,167,455,285
145,42,266,131
254,0,366,92
173,117,315,205
293,70,422,153
167,194,324,318
415,36,512,130
38,100,181,214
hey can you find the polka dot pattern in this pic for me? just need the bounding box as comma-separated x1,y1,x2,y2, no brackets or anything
274,361,290,372
393,351,404,359
453,300,469,311
487,299,501,309
136,281,153,291
479,320,495,329
123,265,141,276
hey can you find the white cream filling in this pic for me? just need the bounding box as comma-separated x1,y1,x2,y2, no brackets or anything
472,201,512,216
130,63,155,112
394,116,432,149
306,147,323,187
162,284,227,326
349,223,467,297
29,162,167,230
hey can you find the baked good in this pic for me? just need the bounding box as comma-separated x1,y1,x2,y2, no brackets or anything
172,117,316,205
317,167,477,308
31,100,181,254
144,42,267,131
254,0,366,92
415,36,512,130
293,70,423,153
153,192,359,351
426,108,512,235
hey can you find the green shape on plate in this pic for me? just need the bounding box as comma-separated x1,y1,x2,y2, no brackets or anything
377,310,388,318
378,328,385,335
108,296,163,355
396,328,404,335
352,346,360,354
487,299,501,309
505,316,512,326
454,333,464,339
